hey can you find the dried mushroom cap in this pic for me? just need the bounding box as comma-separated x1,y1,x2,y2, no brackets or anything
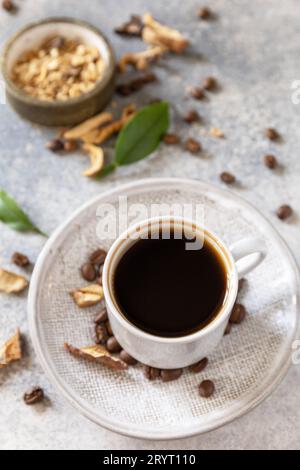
82,144,104,177
0,329,22,368
0,268,29,294
118,46,166,73
64,342,128,371
81,104,137,145
63,112,113,140
71,284,104,308
142,13,189,54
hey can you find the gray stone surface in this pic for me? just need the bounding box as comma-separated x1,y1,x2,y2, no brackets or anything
0,0,299,450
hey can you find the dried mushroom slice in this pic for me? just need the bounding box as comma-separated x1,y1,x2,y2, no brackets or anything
0,268,29,294
63,112,113,140
118,46,166,73
82,144,104,177
64,343,128,371
71,284,104,308
142,13,189,54
0,329,22,368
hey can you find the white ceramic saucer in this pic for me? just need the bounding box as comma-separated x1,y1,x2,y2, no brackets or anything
28,178,300,440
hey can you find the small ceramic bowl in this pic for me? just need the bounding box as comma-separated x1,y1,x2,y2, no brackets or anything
1,18,116,126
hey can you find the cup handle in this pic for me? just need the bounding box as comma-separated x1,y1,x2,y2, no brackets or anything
230,237,267,279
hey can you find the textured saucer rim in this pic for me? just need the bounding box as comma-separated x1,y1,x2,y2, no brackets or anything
28,178,300,440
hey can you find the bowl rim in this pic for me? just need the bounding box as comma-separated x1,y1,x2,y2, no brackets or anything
1,17,116,108
28,177,300,440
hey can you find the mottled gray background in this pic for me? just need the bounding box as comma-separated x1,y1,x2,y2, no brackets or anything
0,0,300,450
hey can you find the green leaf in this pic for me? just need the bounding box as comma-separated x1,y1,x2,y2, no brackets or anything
0,189,47,236
114,101,169,166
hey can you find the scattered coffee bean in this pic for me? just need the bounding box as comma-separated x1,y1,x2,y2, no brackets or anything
45,139,64,152
114,15,143,37
198,7,211,19
185,138,202,154
276,204,293,221
63,140,78,152
144,365,161,380
199,380,215,398
11,252,30,268
163,133,180,145
189,357,208,374
23,387,44,405
106,336,121,353
220,172,236,184
224,322,232,335
95,323,109,344
97,275,103,286
81,262,97,282
119,350,138,366
189,86,205,100
115,84,132,96
95,308,108,324
106,321,113,336
230,303,246,324
89,249,107,266
183,109,200,124
265,128,279,141
264,154,278,169
116,73,156,96
2,0,14,11
161,369,183,382
203,76,217,91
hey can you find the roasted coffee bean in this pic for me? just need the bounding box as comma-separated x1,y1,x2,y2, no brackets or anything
190,86,205,100
119,350,138,366
277,204,293,221
81,262,97,282
264,154,278,169
144,365,161,380
63,140,78,152
163,133,180,145
2,0,14,11
23,387,44,405
45,139,64,152
95,308,108,324
89,249,107,266
12,252,30,268
265,128,279,141
230,303,246,324
97,275,103,285
183,109,200,124
95,324,109,344
161,369,183,382
106,321,113,336
220,172,236,184
189,357,208,374
203,76,217,90
224,322,232,335
198,7,211,19
185,138,202,154
116,84,132,96
106,336,122,353
114,15,143,37
199,380,215,398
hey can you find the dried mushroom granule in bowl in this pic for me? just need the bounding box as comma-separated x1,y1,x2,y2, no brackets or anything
11,37,105,102
2,18,116,126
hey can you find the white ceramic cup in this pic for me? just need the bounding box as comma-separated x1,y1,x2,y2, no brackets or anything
103,216,267,369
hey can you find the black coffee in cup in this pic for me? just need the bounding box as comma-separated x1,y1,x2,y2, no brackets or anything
113,230,228,338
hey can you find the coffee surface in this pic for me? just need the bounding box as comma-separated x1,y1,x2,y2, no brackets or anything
113,232,228,337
